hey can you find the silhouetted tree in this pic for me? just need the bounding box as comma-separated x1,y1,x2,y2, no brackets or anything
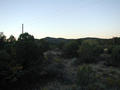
0,34,6,50
16,33,41,70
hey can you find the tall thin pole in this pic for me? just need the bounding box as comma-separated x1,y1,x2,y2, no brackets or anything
22,24,24,34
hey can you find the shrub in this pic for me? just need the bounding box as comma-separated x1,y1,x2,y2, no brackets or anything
77,40,103,64
43,53,65,82
111,45,120,66
77,64,97,88
62,41,79,58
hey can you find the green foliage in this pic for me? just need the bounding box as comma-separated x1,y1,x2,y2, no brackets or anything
7,35,16,43
0,50,13,87
0,33,120,90
62,41,79,58
77,65,97,88
37,39,50,53
111,45,120,66
18,33,34,41
0,34,6,50
112,37,120,45
16,33,41,69
77,40,103,64
0,33,47,89
76,65,120,90
43,53,65,81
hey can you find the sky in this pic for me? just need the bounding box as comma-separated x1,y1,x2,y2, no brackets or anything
0,0,120,39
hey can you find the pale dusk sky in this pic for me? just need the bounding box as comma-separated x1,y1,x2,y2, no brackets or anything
0,0,120,39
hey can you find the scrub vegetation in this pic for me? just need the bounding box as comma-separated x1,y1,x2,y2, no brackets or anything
0,32,120,90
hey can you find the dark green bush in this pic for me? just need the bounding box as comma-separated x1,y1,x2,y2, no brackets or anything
77,65,97,87
43,53,65,82
111,45,120,66
77,40,103,64
62,41,79,58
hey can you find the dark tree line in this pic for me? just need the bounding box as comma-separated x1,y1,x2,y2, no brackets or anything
0,33,50,90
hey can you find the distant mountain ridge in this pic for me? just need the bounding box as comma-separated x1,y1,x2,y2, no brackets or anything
42,37,73,44
39,37,112,45
42,37,107,41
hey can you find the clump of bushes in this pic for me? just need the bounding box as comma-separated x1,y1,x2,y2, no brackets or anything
77,64,98,89
62,41,79,58
77,40,103,64
76,64,120,90
111,45,120,66
106,45,120,67
43,52,65,82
